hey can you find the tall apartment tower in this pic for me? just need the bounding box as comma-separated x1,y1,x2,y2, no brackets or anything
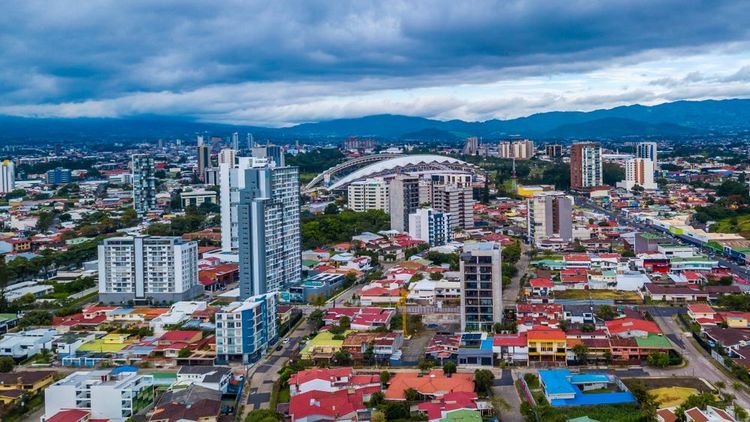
636,142,657,164
131,154,155,215
231,132,240,151
197,144,211,182
220,156,260,252
570,142,603,190
409,208,453,246
545,144,563,158
0,159,15,193
98,236,201,304
219,148,237,166
460,242,503,332
389,175,419,232
432,185,474,230
237,164,301,299
463,137,479,155
347,178,390,212
618,158,656,191
252,144,285,167
526,191,574,245
215,292,278,364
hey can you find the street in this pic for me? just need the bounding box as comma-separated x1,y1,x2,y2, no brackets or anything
504,243,530,307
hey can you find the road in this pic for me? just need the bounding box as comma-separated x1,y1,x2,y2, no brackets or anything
504,243,530,307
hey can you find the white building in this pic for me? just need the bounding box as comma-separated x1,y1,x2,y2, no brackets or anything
175,366,231,393
432,185,474,229
97,236,201,304
0,328,57,359
0,159,15,193
636,142,658,165
617,158,656,191
150,301,208,335
570,142,603,190
347,178,389,212
220,156,257,252
498,140,534,159
43,369,154,422
460,242,503,332
527,191,574,245
215,293,278,364
408,208,453,246
180,188,218,208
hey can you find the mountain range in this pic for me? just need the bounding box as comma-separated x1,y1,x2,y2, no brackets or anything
2,98,750,142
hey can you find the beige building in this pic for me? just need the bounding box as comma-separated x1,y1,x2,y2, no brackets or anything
347,178,390,212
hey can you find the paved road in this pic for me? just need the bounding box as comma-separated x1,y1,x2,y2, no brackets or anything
504,244,530,307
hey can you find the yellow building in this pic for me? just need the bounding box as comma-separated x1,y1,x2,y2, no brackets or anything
527,327,567,364
0,370,56,404
517,185,555,198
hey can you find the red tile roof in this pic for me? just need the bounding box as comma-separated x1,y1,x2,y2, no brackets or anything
493,333,527,347
45,409,90,422
385,370,474,400
605,318,661,335
290,388,366,420
289,367,353,386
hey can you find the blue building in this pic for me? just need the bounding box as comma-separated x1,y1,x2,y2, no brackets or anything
46,167,72,184
215,292,278,364
538,369,635,407
287,272,345,303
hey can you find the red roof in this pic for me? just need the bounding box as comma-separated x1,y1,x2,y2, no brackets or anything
158,330,202,343
687,303,715,314
605,318,661,335
289,368,353,386
493,333,527,347
529,278,554,288
564,255,591,262
526,326,566,341
45,409,91,422
290,388,366,420
418,391,478,421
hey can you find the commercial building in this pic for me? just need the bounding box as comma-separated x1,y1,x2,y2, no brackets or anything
545,144,563,158
197,144,211,182
43,369,154,422
460,242,503,332
389,175,419,232
131,154,155,215
97,236,201,304
347,178,389,212
570,142,603,190
237,163,300,298
252,144,285,167
215,293,278,364
617,158,656,191
636,141,658,164
0,159,14,193
409,208,453,246
180,188,218,208
45,167,72,184
527,191,574,245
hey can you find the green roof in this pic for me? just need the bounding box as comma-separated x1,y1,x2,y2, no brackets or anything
567,417,601,422
635,333,672,348
78,339,127,353
0,313,18,321
152,372,177,379
302,259,319,267
440,409,482,422
639,233,666,239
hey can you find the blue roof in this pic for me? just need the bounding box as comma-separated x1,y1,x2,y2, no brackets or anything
110,365,138,374
540,370,577,396
550,390,636,407
480,338,494,351
540,369,636,407
569,374,610,384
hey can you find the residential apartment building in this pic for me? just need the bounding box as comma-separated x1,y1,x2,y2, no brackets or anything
97,236,201,304
460,242,503,332
408,208,453,246
252,144,285,167
617,158,656,191
0,159,14,193
44,369,155,422
389,175,419,232
197,144,211,182
347,178,389,212
570,142,603,190
545,144,563,158
237,163,300,298
499,140,534,159
131,154,155,215
45,167,72,184
432,184,474,229
180,188,218,208
636,141,658,164
215,293,278,364
527,191,574,245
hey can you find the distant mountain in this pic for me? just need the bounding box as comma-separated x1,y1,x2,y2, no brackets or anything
2,98,750,142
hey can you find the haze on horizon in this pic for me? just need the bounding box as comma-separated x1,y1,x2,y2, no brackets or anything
1,0,750,127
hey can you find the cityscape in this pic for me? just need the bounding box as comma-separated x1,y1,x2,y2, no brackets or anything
2,2,750,422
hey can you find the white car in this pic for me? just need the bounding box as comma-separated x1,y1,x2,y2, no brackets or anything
283,338,290,344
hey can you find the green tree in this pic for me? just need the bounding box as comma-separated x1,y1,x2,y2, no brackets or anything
178,348,191,358
443,361,457,376
245,409,281,422
308,309,324,329
370,410,386,422
646,351,670,368
380,370,391,386
405,387,419,402
474,369,495,396
369,391,385,407
0,356,15,372
418,359,435,372
603,162,625,186
595,305,616,321
629,382,658,419
676,392,719,419
572,343,589,364
339,315,351,330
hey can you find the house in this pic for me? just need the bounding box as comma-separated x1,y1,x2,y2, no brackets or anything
493,333,528,363
684,405,736,421
0,370,56,405
385,370,474,401
719,312,750,329
705,285,743,301
341,332,403,362
687,303,718,323
704,327,750,354
42,409,93,422
0,328,58,360
526,326,567,364
644,284,709,303
538,369,635,407
51,332,98,357
417,391,480,422
563,305,595,325
289,388,369,422
176,366,231,393
289,367,380,397
148,398,222,422
605,318,661,338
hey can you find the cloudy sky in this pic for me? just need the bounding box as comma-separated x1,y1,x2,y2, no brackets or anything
1,0,750,126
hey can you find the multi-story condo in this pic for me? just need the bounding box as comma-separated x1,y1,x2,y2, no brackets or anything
462,137,479,155
617,158,656,191
98,236,201,304
527,191,574,245
218,148,236,165
237,163,300,298
44,369,155,422
570,142,603,190
408,208,453,246
215,293,277,364
636,141,658,164
460,242,503,332
498,140,534,159
45,167,72,184
0,159,15,193
252,144,285,167
131,154,155,215
197,144,211,182
545,144,563,158
347,178,389,212
432,185,474,230
231,132,240,151
389,175,419,232
220,156,255,252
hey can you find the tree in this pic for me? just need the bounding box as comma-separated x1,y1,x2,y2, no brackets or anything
339,315,351,330
443,361,457,376
418,359,435,372
430,272,443,281
245,409,281,422
676,392,719,419
405,387,419,402
595,305,616,321
629,382,658,419
370,410,386,422
324,203,339,215
369,391,385,407
646,351,670,368
333,350,352,365
308,309,324,329
0,356,15,372
603,163,625,186
572,344,589,364
178,348,191,358
474,369,495,396
380,370,390,386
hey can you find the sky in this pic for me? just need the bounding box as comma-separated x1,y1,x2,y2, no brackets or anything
1,0,750,127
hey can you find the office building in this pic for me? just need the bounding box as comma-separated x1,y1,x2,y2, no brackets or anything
570,142,603,190
97,236,201,304
197,144,211,182
463,137,479,155
231,132,240,151
44,369,154,422
347,178,389,212
617,158,656,191
636,142,657,164
237,164,300,298
545,144,563,158
252,144,285,167
1,160,15,193
180,188,218,208
204,167,219,186
45,167,72,185
131,154,155,215
527,191,574,245
215,292,278,364
460,242,503,332
432,185,474,229
408,208,453,246
389,175,419,232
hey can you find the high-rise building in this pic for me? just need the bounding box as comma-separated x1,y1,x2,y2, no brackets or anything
215,292,277,364
252,144,285,167
432,185,474,229
498,140,534,159
219,148,237,166
343,137,376,151
408,208,453,246
460,242,503,332
197,144,211,182
220,156,257,252
570,142,603,190
636,142,657,164
463,137,479,155
97,236,201,304
389,175,419,232
231,132,240,151
617,158,656,191
545,144,563,158
1,160,15,193
237,164,300,298
131,154,155,215
527,191,574,245
45,167,72,184
347,178,389,212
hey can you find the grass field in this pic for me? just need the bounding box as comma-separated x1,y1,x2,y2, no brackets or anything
649,387,698,408
712,214,750,239
555,289,642,302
